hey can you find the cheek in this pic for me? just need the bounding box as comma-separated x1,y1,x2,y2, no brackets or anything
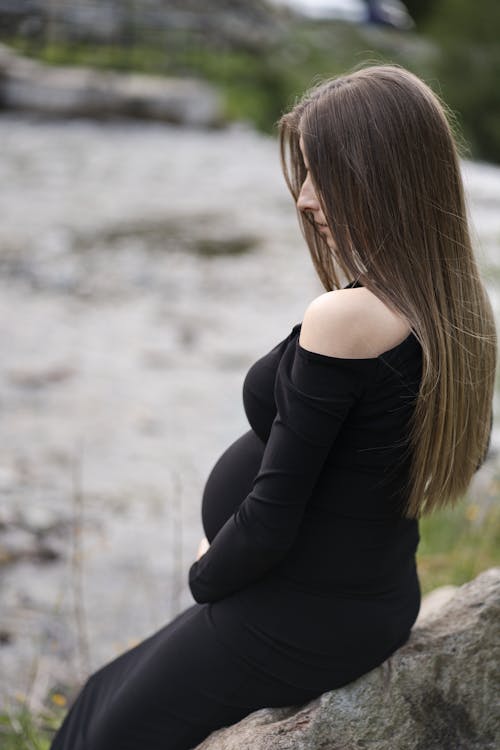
322,227,337,249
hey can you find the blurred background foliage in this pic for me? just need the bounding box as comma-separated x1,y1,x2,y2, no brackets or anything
1,0,499,163
423,0,500,163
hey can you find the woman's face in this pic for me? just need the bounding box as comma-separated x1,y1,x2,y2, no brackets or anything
297,134,335,250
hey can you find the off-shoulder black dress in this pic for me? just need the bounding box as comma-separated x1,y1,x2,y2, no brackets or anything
50,280,424,750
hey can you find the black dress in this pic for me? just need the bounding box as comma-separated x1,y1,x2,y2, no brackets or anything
50,280,424,750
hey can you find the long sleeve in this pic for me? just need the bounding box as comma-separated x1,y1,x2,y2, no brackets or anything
188,332,378,604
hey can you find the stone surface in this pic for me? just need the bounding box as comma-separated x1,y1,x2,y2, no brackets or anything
0,0,288,49
195,568,500,750
0,43,224,126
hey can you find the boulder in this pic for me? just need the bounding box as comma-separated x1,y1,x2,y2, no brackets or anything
0,43,224,127
196,567,500,750
0,0,288,50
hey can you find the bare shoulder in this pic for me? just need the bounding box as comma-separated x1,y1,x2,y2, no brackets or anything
299,288,412,359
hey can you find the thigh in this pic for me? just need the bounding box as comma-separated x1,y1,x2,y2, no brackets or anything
53,603,318,750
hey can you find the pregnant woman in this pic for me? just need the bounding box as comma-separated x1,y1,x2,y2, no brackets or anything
50,63,496,750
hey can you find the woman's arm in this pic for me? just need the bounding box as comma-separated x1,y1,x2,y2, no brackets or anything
188,299,378,603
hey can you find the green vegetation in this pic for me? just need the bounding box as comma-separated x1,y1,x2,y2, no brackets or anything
417,496,500,595
422,0,500,164
0,700,61,749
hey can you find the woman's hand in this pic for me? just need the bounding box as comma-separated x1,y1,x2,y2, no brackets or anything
196,536,210,561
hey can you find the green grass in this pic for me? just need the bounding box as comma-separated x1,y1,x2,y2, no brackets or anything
417,492,500,595
0,701,61,749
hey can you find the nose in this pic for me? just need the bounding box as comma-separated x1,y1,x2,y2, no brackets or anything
297,173,320,214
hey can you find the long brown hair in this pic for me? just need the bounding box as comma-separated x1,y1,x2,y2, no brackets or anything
277,63,497,519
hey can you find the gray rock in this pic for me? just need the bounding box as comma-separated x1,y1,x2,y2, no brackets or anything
196,568,500,750
0,43,224,127
0,0,288,50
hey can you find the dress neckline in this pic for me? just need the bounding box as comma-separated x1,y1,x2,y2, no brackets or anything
293,279,417,364
294,327,416,364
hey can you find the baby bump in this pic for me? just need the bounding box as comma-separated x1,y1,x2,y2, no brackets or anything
201,428,265,542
